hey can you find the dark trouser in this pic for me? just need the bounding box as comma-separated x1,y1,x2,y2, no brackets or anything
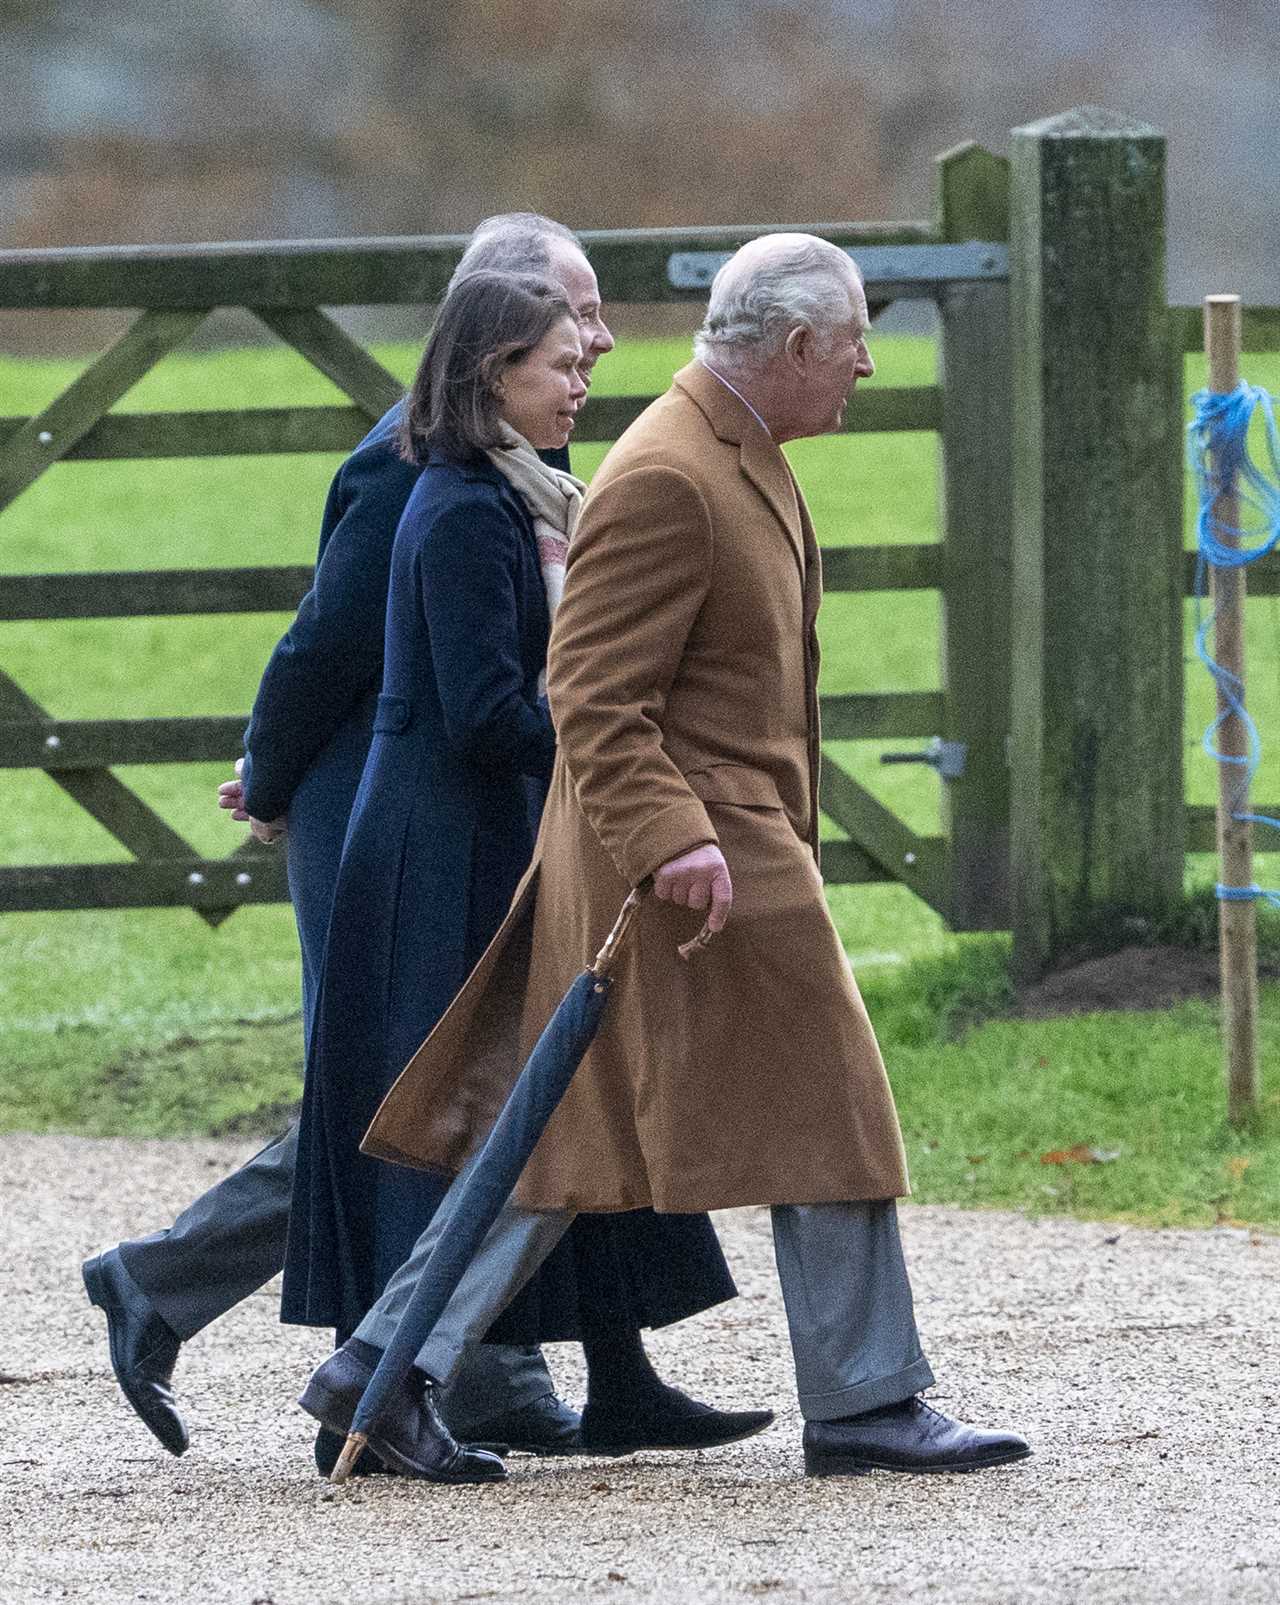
115,1121,555,1431
356,1151,934,1422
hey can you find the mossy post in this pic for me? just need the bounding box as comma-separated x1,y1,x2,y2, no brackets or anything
1008,108,1184,978
936,142,1013,930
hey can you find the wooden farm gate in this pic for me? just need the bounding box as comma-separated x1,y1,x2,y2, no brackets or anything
0,145,1016,932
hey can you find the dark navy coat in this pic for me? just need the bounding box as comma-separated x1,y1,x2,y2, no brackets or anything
241,405,419,1050
278,446,736,1341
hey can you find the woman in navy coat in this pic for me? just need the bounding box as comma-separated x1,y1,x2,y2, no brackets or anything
283,271,755,1459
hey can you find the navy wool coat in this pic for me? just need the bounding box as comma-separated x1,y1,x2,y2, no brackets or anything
280,449,736,1340
240,405,419,1051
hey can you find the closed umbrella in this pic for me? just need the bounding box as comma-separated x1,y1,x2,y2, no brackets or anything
330,882,711,1484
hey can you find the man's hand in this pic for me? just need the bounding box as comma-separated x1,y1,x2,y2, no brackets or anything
217,758,250,820
217,758,286,843
653,844,733,932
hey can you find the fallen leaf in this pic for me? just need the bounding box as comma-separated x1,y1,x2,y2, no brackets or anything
590,1482,612,1493
1040,1144,1119,1166
607,1572,628,1584
1226,1156,1252,1181
966,1154,988,1165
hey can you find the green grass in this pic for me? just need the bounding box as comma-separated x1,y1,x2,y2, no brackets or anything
2,336,1280,1230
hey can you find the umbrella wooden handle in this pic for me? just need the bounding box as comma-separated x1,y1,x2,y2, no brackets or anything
677,922,716,962
329,1431,367,1485
589,882,651,979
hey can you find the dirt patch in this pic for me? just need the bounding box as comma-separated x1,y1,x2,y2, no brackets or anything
1013,942,1278,1018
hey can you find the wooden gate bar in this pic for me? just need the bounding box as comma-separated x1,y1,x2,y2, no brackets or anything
0,406,373,460
819,754,947,908
0,542,950,623
820,693,945,741
0,857,287,913
0,668,250,927
0,567,315,620
0,223,942,310
0,387,940,466
250,307,404,420
0,715,251,768
0,309,208,512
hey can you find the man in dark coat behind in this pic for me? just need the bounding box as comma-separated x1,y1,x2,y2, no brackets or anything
82,215,740,1474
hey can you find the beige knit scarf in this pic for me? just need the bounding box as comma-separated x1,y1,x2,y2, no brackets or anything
487,425,586,692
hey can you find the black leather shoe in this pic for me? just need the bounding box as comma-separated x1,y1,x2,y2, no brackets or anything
579,1389,774,1457
299,1348,506,1483
82,1248,187,1457
803,1396,1032,1477
460,1392,582,1456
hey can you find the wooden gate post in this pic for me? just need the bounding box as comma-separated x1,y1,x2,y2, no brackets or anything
1008,107,1185,977
936,143,1013,929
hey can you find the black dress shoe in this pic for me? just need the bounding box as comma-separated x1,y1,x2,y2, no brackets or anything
803,1396,1032,1477
579,1388,775,1457
459,1392,582,1456
299,1348,506,1483
82,1248,188,1457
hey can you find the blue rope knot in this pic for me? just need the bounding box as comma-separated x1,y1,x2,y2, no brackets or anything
1216,883,1280,911
1186,379,1280,903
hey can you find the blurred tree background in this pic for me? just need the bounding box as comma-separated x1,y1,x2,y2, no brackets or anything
1,0,1277,349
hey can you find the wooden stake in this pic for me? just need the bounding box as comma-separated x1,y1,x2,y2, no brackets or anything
1204,294,1259,1125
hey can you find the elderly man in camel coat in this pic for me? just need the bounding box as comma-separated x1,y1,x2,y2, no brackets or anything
303,235,1030,1479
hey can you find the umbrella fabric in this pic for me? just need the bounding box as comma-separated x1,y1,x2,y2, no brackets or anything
341,966,612,1459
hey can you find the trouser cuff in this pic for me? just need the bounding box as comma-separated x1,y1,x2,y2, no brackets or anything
797,1354,936,1422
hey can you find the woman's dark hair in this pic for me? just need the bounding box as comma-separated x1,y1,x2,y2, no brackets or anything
398,270,574,464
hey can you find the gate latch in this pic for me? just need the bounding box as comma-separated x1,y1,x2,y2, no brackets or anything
879,738,967,781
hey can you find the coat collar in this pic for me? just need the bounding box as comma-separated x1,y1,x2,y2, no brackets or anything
672,361,805,574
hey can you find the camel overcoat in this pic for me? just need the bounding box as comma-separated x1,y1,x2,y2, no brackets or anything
364,361,911,1212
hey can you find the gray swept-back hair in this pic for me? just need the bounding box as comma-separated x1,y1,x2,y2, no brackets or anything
446,212,581,296
693,235,858,369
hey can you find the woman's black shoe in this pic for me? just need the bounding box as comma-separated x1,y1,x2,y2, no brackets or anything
579,1388,774,1456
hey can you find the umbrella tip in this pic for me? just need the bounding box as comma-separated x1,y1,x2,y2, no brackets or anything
330,1431,368,1485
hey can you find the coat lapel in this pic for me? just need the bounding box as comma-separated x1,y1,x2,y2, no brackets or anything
674,363,806,578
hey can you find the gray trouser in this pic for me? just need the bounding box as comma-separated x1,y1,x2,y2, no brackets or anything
114,1120,555,1431
357,1167,934,1421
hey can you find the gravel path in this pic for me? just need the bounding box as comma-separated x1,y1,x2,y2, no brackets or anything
2,1132,1276,1605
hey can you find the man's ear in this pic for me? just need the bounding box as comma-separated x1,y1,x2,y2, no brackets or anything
784,324,812,371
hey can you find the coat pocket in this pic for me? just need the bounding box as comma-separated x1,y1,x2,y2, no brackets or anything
682,764,783,810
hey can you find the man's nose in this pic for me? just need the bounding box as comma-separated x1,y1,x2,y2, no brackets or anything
570,371,588,401
594,320,616,356
857,349,875,378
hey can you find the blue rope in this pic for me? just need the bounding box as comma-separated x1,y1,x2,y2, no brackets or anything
1186,379,1280,904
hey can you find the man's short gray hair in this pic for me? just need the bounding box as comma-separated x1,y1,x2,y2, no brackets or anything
693,236,858,368
447,212,581,296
